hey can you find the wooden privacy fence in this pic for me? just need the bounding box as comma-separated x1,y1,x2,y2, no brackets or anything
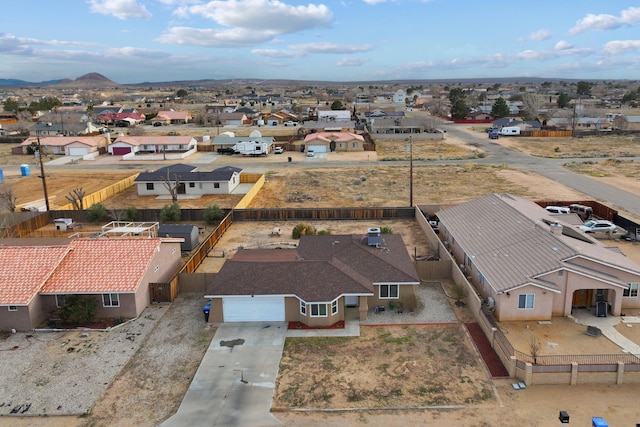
233,207,415,221
528,130,573,138
55,173,139,210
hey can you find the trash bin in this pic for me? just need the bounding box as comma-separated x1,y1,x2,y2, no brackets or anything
288,157,292,162
202,304,211,322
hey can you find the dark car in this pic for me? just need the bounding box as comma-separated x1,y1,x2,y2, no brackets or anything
217,147,236,155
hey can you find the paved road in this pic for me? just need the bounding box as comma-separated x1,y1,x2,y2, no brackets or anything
3,123,639,217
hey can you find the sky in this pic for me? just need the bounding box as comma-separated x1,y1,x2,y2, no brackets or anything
1,1,640,84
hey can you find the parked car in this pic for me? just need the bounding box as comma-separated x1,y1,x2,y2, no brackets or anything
284,121,297,126
306,150,315,157
569,204,593,220
486,126,499,133
274,146,284,154
545,206,570,214
488,131,499,139
217,147,236,155
578,220,618,234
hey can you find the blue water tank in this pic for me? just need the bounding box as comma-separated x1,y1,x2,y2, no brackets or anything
20,164,30,176
0,169,3,183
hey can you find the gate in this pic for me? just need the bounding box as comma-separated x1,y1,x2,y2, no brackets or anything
150,282,172,303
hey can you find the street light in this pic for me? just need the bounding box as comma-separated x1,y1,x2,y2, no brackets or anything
408,135,413,207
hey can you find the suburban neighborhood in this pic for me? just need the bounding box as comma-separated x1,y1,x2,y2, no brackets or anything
2,74,640,426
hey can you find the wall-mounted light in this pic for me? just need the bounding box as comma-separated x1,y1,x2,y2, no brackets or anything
506,292,511,298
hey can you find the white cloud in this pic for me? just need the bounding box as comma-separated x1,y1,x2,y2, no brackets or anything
0,33,91,55
526,29,551,41
157,27,277,46
184,0,332,33
570,7,640,34
362,0,387,4
336,57,367,66
251,49,306,58
555,40,572,50
602,40,640,55
87,0,152,20
288,42,373,54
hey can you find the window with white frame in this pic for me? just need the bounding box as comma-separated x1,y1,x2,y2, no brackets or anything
214,183,220,189
624,283,639,297
380,284,399,299
300,301,306,315
146,183,154,190
310,303,327,317
518,294,535,309
331,300,338,315
189,182,195,188
103,293,120,307
8,306,17,312
55,295,68,308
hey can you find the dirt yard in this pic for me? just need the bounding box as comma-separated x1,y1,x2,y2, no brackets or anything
274,325,493,410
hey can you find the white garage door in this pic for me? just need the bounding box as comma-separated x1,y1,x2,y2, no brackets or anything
308,144,327,153
222,296,285,322
68,147,89,156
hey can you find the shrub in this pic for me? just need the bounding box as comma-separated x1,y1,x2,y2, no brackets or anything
57,295,97,326
121,206,138,222
160,203,181,222
317,229,332,235
203,204,225,225
380,226,393,234
87,203,108,223
292,223,317,239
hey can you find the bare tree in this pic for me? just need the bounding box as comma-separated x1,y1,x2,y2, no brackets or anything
65,187,85,210
523,93,543,121
0,189,17,212
529,336,541,364
128,126,146,136
162,171,181,204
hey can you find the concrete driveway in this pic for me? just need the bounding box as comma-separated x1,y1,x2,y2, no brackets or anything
161,322,288,427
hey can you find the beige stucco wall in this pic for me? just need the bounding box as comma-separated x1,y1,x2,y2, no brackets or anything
494,286,555,321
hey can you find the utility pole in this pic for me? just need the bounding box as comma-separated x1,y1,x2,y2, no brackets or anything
409,135,414,207
36,132,50,211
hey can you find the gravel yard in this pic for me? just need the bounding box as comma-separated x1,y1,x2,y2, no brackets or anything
0,294,214,426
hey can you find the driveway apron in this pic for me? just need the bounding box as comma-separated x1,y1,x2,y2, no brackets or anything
161,322,287,427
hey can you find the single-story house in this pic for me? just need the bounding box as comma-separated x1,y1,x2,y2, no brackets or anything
152,110,192,125
303,132,365,153
210,134,274,151
437,194,640,322
108,135,197,156
20,135,109,156
0,238,183,331
158,224,200,251
212,112,248,126
134,164,242,196
204,229,420,326
96,112,146,127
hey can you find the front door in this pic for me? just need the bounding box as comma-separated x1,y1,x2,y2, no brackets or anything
573,289,593,307
177,183,186,194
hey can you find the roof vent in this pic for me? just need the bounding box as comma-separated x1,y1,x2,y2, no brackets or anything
367,227,382,246
550,222,563,235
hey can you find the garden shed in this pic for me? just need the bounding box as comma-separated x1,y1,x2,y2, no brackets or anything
158,224,199,251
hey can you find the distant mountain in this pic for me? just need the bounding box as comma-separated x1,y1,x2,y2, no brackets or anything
55,72,118,88
0,78,64,87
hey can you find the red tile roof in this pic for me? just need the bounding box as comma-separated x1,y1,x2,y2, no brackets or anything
0,246,70,305
40,238,164,295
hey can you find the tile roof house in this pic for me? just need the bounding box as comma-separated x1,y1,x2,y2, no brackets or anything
204,230,420,326
152,110,192,125
20,135,109,156
0,238,182,331
134,164,242,196
437,194,640,321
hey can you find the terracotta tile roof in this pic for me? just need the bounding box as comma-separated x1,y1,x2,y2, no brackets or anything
155,111,191,120
112,135,195,146
21,136,106,147
0,246,70,305
303,132,364,143
40,238,163,295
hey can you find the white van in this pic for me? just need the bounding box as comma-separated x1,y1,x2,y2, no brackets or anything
545,206,570,214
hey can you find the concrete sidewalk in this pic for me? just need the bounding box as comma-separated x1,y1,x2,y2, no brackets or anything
571,309,640,355
161,322,288,427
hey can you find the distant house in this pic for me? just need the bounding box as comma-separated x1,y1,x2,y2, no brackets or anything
152,110,192,125
437,194,640,322
204,230,420,326
134,164,243,196
304,132,364,153
20,135,109,156
210,134,274,151
108,135,197,156
0,238,182,331
215,112,248,126
96,111,145,127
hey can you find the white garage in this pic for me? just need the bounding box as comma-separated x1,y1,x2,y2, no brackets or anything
68,147,90,156
222,295,285,322
307,144,327,153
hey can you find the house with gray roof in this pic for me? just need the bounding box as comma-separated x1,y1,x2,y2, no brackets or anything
204,230,420,326
134,164,242,196
437,194,640,321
